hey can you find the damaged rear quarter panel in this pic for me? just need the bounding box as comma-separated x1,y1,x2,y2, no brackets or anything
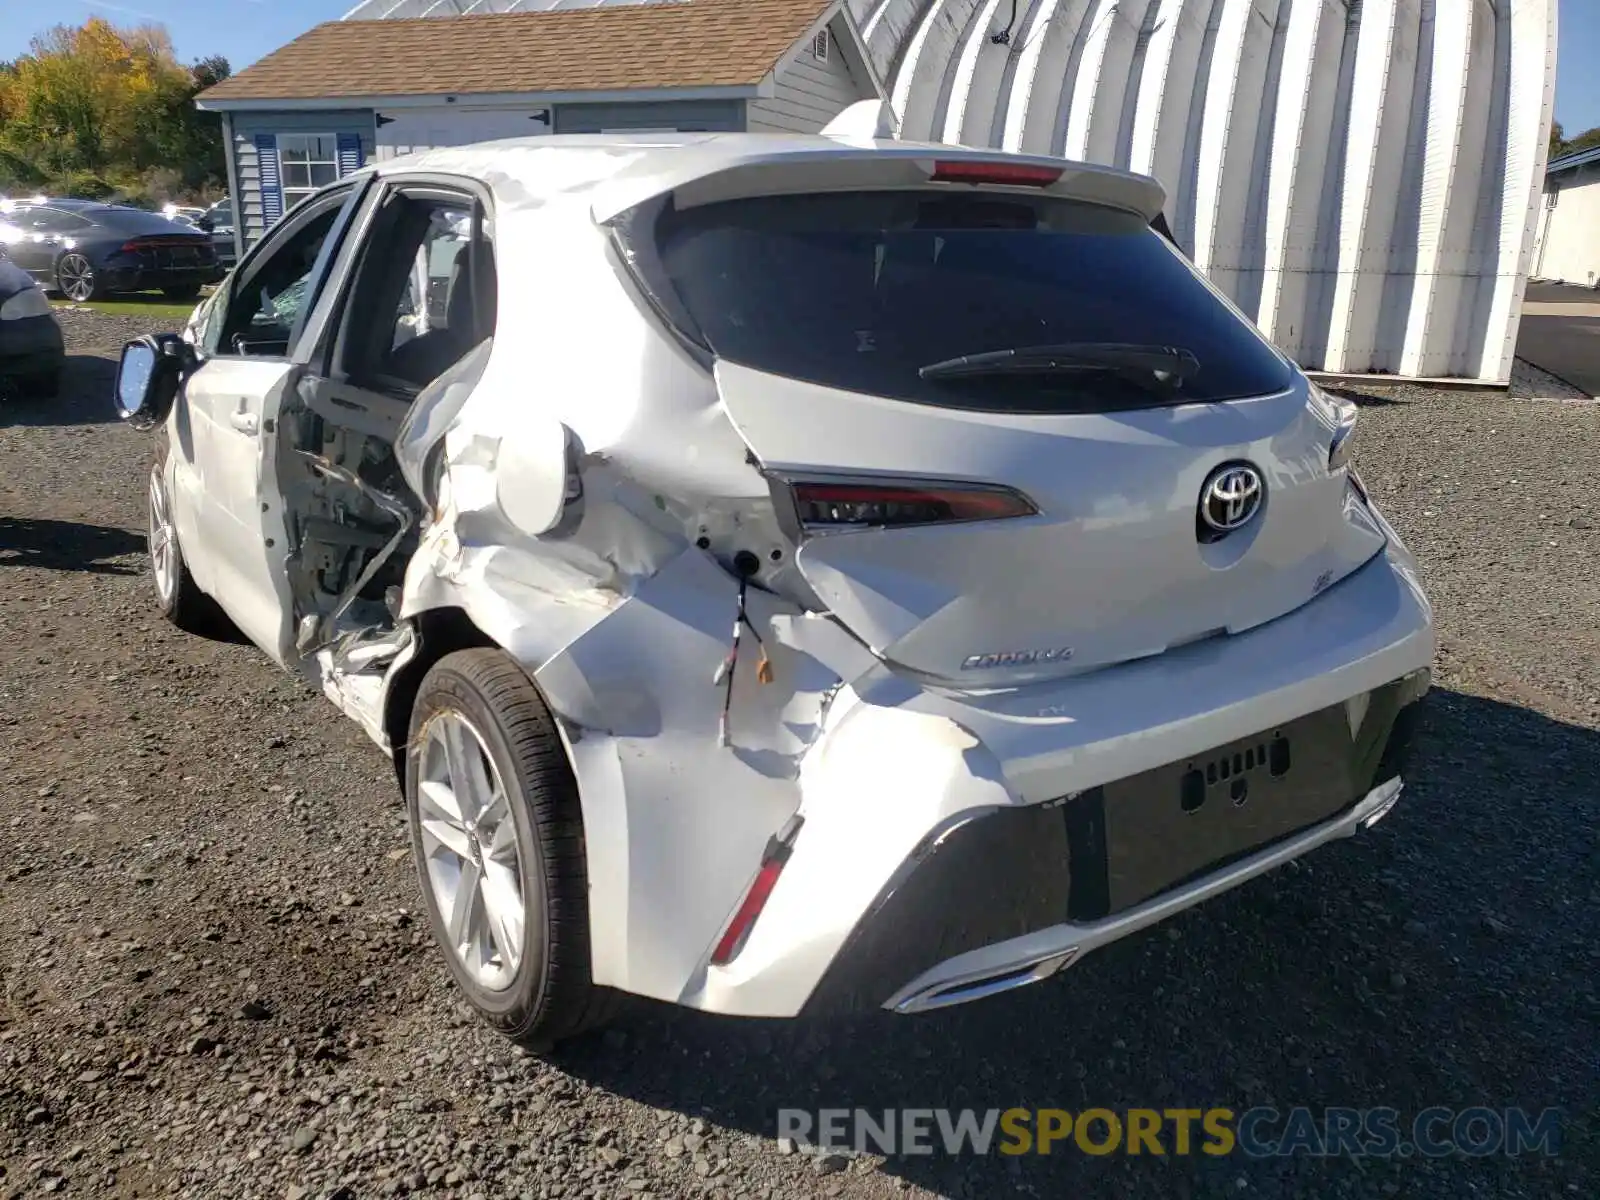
392,196,849,1002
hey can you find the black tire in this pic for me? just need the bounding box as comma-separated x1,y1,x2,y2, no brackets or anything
54,252,105,303
148,443,226,635
162,284,202,301
407,649,620,1049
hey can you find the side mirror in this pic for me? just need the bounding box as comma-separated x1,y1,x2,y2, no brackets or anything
197,216,215,232
114,334,195,430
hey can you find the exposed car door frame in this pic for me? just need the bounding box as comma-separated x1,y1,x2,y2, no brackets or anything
201,177,375,361
175,176,380,665
307,172,497,388
174,182,374,601
282,173,501,711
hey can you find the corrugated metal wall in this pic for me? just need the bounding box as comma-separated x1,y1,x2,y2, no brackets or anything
851,0,1559,381
342,0,1557,382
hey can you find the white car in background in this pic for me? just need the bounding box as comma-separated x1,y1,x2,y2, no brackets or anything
113,126,1434,1047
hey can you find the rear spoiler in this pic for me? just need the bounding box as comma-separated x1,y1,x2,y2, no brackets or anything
590,142,1167,227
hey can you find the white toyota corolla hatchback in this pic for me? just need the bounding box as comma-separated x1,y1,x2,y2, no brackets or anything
114,127,1433,1047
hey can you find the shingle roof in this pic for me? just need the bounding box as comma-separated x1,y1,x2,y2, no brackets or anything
199,0,835,105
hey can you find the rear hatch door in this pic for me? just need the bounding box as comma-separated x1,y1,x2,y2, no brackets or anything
639,181,1385,685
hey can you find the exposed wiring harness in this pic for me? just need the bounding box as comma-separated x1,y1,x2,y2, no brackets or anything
713,558,775,747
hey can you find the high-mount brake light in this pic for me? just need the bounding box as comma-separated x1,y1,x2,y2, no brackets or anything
788,480,1037,532
930,160,1064,187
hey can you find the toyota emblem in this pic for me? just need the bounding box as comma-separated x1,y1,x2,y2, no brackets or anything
1199,463,1264,533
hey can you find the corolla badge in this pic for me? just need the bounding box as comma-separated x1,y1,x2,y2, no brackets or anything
1199,462,1264,533
961,647,1074,671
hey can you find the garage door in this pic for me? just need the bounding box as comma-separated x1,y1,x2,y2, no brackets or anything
374,107,550,160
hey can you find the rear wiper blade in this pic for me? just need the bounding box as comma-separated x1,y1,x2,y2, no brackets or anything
919,342,1200,382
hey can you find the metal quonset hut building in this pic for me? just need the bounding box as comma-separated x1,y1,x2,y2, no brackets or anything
326,0,1559,383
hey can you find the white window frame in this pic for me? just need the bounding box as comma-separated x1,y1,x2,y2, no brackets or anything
277,133,340,209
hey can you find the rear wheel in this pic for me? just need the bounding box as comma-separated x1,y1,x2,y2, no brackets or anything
54,253,103,303
148,448,221,634
406,649,618,1050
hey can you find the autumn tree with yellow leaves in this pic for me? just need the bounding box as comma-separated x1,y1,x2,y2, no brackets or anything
0,18,230,204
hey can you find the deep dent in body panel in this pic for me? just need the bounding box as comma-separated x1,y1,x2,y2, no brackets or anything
379,332,885,1002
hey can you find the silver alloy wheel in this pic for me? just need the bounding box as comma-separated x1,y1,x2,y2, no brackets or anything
57,254,95,303
148,465,178,607
417,710,527,992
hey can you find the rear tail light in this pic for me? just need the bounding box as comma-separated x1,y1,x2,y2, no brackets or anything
709,816,803,967
119,238,206,254
786,478,1037,533
1329,406,1358,471
930,160,1064,187
1312,384,1359,472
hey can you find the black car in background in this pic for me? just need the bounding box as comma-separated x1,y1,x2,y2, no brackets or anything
0,199,223,302
0,257,64,398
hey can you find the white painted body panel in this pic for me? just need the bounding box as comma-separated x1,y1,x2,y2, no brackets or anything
354,138,1428,1013
175,134,1435,1020
716,360,1385,684
702,536,1431,1015
176,357,299,663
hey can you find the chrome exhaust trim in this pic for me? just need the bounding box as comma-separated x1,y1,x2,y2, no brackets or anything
887,777,1405,1014
892,948,1080,1015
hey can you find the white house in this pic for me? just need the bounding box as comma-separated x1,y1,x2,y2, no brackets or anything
1532,145,1600,288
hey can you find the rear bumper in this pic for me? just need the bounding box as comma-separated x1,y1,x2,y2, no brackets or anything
0,313,66,379
887,776,1411,1015
693,538,1435,1017
802,671,1427,1016
101,263,223,292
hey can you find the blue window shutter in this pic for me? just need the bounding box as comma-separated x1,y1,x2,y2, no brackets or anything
336,132,364,176
256,134,283,226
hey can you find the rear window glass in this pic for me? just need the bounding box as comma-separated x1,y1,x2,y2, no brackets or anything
648,190,1292,412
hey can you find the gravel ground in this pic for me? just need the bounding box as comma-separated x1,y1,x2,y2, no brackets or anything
1,313,1595,1199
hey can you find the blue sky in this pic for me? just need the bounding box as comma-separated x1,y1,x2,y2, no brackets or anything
4,0,1600,132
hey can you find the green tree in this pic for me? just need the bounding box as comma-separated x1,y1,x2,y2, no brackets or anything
0,18,229,202
1560,125,1600,158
